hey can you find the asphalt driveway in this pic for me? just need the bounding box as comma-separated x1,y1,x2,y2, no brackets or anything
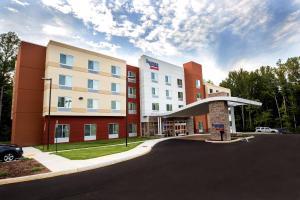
1,134,300,200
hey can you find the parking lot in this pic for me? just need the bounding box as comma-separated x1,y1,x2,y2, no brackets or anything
1,134,300,200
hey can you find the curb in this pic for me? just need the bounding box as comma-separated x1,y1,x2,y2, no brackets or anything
205,136,255,144
0,137,178,186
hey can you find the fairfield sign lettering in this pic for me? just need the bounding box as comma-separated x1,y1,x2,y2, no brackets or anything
146,59,159,70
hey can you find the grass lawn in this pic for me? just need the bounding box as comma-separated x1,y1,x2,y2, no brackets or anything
0,141,10,144
55,142,142,160
36,136,161,152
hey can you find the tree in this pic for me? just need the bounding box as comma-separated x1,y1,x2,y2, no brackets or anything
220,57,300,132
0,32,20,140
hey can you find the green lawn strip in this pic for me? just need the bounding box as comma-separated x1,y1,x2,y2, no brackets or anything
36,136,160,152
53,141,144,153
0,141,10,144
55,142,142,160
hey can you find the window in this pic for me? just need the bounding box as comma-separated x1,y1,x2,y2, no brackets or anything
152,103,159,111
166,104,173,111
88,60,100,73
55,124,70,143
128,87,136,98
216,90,219,92
128,71,136,83
108,123,119,138
151,72,158,83
152,87,159,98
178,105,184,108
166,89,172,99
111,83,120,94
128,123,137,137
128,102,137,114
178,92,183,101
111,100,120,111
84,124,96,140
177,79,183,88
111,66,120,77
88,79,99,91
198,122,204,133
57,97,72,111
59,75,72,89
210,89,213,93
60,53,73,68
165,75,171,85
87,99,99,111
196,80,201,88
196,93,201,100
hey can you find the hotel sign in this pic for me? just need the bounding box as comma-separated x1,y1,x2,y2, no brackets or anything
146,59,159,70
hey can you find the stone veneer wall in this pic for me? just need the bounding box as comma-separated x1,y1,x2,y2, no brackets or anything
208,101,231,141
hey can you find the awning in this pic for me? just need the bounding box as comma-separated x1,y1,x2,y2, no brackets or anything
163,96,262,118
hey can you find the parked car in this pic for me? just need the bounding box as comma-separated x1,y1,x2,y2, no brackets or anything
255,127,279,133
0,144,23,162
275,128,291,134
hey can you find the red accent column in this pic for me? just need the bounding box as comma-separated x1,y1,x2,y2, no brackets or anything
183,61,208,133
126,65,141,136
11,42,46,146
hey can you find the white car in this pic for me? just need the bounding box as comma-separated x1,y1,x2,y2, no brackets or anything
255,127,279,133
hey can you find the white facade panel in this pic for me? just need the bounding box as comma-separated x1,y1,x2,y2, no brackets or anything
139,55,186,122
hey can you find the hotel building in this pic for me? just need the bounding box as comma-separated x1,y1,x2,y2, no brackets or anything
11,40,234,146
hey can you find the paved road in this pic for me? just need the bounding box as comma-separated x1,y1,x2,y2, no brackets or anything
1,135,300,200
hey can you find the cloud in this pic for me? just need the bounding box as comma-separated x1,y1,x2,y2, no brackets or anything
12,0,29,7
42,24,69,36
273,10,300,45
40,0,270,58
6,7,18,13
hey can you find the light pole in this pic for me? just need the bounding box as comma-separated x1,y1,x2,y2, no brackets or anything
42,77,52,150
125,70,128,147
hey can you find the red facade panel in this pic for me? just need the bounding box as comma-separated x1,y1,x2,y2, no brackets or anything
126,65,141,136
44,116,127,144
11,42,46,146
183,61,208,133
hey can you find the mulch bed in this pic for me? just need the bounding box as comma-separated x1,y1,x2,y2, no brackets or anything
0,158,50,179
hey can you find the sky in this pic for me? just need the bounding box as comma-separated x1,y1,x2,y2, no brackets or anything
1,0,300,84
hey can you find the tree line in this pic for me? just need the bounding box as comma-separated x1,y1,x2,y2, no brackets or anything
0,32,20,141
220,58,300,132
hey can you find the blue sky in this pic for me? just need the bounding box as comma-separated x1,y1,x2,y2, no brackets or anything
1,0,300,84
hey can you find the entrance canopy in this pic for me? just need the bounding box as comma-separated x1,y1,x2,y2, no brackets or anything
163,96,262,118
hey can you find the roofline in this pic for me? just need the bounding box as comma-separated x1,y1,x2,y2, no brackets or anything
183,61,202,66
163,96,262,117
204,82,231,91
140,54,182,68
48,40,126,63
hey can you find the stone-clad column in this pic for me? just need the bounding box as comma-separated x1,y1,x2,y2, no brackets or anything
208,101,231,141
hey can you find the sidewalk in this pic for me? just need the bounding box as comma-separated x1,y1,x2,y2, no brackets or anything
1,135,198,185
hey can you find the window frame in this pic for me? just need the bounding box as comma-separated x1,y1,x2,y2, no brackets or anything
108,123,119,139
111,65,121,77
111,83,120,94
60,53,74,69
84,124,97,140
57,96,72,111
111,100,121,112
54,124,70,143
59,74,72,89
151,72,158,83
88,60,100,73
88,79,99,92
152,103,159,111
